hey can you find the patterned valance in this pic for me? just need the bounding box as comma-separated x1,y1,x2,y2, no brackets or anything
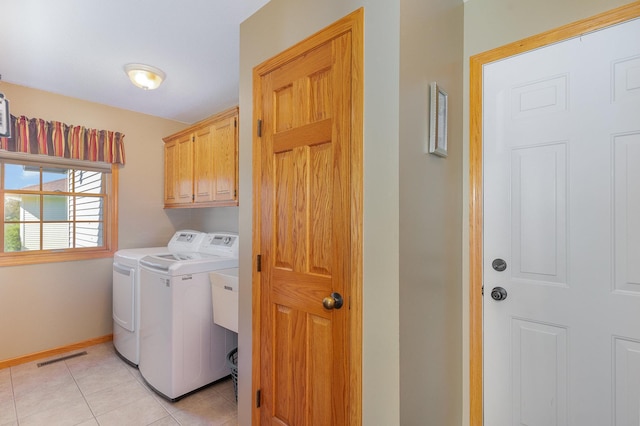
0,115,126,164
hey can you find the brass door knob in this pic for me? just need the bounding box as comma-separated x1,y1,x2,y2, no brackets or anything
322,292,344,310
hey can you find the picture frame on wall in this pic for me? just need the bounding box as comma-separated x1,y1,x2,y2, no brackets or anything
429,82,447,157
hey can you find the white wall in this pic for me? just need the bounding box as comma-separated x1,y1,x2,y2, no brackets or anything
239,1,401,424
399,0,464,424
461,0,636,423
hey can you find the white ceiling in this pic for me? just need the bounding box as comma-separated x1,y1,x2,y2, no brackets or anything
0,0,270,124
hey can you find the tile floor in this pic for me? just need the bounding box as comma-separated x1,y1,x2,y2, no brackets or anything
0,342,237,426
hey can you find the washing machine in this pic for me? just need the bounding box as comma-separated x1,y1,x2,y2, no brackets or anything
112,230,205,367
138,232,239,401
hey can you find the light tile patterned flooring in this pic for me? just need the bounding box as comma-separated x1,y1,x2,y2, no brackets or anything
0,342,237,426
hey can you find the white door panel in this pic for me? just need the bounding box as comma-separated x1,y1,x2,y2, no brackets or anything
614,132,640,293
614,337,640,425
511,143,568,284
484,17,640,426
511,319,568,426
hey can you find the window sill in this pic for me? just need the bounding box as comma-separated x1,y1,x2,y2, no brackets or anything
0,248,116,267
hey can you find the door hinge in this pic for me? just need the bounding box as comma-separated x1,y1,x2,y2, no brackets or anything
191,135,195,142
256,389,261,408
257,119,262,137
234,189,237,197
256,254,262,272
482,285,484,296
192,194,195,202
234,118,237,128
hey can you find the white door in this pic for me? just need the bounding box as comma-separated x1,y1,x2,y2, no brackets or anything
483,18,640,426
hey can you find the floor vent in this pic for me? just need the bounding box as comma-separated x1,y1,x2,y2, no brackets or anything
37,351,87,367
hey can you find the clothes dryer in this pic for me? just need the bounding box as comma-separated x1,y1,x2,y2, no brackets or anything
139,232,239,401
113,246,165,366
112,230,205,366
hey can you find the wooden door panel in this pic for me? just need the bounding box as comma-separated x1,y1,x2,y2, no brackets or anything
212,116,236,201
271,270,332,318
271,306,334,425
194,125,213,202
176,134,193,203
272,142,333,276
309,143,333,275
254,10,362,425
164,140,177,203
308,314,333,423
272,306,303,425
274,147,309,271
273,119,333,151
271,53,332,132
261,33,347,426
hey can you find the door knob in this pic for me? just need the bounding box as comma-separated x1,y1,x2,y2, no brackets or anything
490,287,507,301
322,292,344,310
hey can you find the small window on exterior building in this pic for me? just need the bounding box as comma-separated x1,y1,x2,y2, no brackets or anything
1,156,117,265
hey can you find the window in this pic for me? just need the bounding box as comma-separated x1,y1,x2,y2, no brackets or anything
1,154,117,265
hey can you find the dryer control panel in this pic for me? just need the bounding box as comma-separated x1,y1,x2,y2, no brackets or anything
167,230,205,254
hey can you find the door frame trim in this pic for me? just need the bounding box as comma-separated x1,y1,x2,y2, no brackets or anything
251,8,364,425
469,3,640,424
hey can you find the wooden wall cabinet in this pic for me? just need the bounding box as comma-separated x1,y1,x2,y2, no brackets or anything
163,106,238,208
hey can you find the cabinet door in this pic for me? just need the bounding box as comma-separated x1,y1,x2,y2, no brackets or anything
176,133,194,204
164,140,178,204
193,125,215,203
211,114,238,202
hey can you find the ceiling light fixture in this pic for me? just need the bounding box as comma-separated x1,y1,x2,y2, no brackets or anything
124,63,165,90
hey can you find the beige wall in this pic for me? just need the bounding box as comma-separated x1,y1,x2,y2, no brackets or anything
461,0,636,424
3,0,631,421
239,1,401,424
399,0,464,424
0,83,190,360
190,206,239,234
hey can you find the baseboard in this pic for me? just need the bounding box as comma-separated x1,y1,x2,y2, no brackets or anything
0,334,113,370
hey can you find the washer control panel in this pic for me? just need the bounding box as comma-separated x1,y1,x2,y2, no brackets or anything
200,232,239,257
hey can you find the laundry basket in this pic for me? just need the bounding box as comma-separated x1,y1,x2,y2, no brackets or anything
227,347,238,401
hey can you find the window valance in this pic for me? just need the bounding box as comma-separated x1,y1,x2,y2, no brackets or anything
0,115,126,164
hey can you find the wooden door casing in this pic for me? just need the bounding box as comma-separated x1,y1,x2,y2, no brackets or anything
252,8,363,426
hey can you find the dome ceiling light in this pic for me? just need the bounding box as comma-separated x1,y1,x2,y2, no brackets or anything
124,63,166,90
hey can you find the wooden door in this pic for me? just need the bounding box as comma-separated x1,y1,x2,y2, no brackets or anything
194,124,214,203
211,113,237,202
253,9,363,426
